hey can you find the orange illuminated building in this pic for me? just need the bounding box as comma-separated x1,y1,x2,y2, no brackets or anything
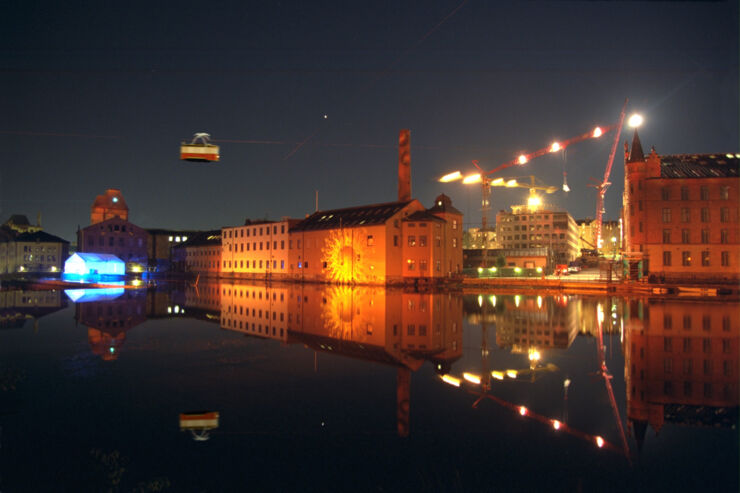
622,132,739,281
90,188,129,224
221,219,296,280
624,299,739,446
288,194,462,285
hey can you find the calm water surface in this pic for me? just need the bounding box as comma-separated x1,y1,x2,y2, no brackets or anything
0,283,737,492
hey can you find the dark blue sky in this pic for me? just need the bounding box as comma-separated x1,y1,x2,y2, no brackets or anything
2,1,737,241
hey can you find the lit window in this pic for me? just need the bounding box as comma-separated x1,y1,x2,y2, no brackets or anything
169,236,173,242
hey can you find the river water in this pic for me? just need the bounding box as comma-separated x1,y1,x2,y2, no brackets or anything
0,283,737,492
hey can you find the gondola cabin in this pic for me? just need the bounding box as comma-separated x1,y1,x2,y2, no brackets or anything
180,132,220,162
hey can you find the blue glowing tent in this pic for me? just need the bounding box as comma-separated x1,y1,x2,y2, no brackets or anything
64,252,125,277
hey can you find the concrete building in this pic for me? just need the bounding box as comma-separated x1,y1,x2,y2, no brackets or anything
496,204,579,266
146,229,204,271
0,230,69,274
576,219,622,256
622,131,739,282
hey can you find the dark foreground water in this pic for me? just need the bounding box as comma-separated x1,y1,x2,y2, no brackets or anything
1,283,737,492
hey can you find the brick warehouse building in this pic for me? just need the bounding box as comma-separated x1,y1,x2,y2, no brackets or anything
622,131,739,282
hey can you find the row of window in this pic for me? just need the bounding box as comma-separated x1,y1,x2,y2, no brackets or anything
662,229,731,244
659,185,730,201
660,207,733,223
662,336,732,354
662,357,734,375
662,250,731,267
224,224,286,239
662,313,733,331
223,259,287,270
88,237,144,247
406,259,442,272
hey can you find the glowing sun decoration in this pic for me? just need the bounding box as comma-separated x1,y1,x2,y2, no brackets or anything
321,229,372,284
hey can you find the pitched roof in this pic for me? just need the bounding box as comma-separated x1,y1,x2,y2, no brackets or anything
404,210,445,223
659,154,739,179
627,129,645,163
291,201,414,232
70,252,124,263
15,231,69,244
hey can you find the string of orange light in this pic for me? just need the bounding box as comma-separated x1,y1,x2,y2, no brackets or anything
439,122,617,183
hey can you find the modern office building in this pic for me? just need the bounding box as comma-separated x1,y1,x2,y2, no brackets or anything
622,131,739,282
496,204,579,266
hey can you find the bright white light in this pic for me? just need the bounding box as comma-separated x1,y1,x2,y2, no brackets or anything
506,370,517,379
505,179,518,188
477,295,483,307
441,375,461,387
528,348,541,361
112,197,119,203
552,420,562,430
51,266,57,272
518,154,528,165
528,195,542,209
537,296,542,309
462,173,482,184
491,371,504,380
628,114,643,128
726,154,733,158
592,127,603,138
439,171,463,183
490,295,496,307
515,294,521,306
519,406,528,416
595,436,605,448
174,305,180,314
463,373,481,385
550,142,561,152
491,178,505,186
323,114,328,119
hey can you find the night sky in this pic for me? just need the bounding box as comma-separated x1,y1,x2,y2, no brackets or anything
2,1,737,242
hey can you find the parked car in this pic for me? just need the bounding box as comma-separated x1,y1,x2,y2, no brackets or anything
555,264,569,276
568,263,582,273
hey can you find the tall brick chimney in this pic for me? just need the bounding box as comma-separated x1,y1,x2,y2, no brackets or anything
398,129,411,201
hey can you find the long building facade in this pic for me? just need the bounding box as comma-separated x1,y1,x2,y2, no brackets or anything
622,132,739,282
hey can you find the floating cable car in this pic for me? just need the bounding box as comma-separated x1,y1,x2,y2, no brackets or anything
179,411,220,441
180,133,220,162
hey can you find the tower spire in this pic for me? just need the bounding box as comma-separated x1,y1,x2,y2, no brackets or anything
627,129,644,163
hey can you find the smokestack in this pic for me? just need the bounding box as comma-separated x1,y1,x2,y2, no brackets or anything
398,129,411,201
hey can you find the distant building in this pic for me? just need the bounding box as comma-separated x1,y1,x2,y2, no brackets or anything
146,229,204,271
0,230,69,274
3,214,42,234
496,204,579,266
90,189,129,224
463,227,498,250
622,131,739,282
77,217,148,265
173,230,222,276
576,219,622,256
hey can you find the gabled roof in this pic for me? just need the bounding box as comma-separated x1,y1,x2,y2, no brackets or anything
15,231,69,244
659,154,739,179
291,200,414,232
404,210,445,223
69,252,124,263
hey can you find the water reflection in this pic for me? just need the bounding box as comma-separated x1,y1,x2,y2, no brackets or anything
624,299,738,449
75,289,146,360
0,289,67,329
217,283,463,436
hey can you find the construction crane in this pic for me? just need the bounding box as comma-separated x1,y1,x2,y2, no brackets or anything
590,99,628,250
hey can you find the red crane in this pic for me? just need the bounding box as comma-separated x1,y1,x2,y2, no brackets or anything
592,99,628,249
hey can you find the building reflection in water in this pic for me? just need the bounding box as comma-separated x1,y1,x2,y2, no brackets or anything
0,289,67,330
75,290,147,360
218,282,463,436
624,299,738,449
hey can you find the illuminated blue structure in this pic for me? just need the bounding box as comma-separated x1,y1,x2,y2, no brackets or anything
65,285,125,303
64,252,125,279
